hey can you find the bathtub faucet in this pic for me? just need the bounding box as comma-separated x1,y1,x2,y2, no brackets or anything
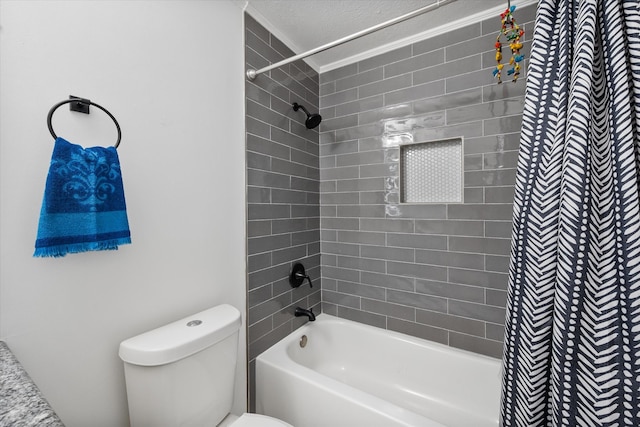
294,307,316,321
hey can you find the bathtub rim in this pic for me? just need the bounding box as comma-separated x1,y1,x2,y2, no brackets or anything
258,313,502,366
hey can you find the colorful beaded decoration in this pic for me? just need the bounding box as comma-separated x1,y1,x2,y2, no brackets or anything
493,5,524,83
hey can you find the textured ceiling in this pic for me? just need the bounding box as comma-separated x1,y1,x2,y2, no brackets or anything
238,0,511,71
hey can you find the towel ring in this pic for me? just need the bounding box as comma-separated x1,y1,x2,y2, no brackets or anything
47,98,122,148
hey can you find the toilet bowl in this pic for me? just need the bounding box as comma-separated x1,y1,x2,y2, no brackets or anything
221,413,292,427
119,304,292,427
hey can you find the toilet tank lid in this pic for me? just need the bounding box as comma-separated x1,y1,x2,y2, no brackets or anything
119,304,241,366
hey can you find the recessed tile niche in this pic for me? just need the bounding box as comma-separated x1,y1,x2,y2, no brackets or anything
400,137,463,203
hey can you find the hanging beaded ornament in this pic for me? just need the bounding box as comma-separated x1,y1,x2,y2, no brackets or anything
493,5,524,84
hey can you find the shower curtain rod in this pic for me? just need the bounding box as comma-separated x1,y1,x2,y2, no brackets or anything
246,0,455,80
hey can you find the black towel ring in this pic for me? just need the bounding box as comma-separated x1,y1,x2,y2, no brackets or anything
47,98,122,148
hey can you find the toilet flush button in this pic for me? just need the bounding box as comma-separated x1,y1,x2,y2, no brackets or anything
186,320,202,327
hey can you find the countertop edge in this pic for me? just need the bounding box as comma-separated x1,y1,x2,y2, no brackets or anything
0,341,65,427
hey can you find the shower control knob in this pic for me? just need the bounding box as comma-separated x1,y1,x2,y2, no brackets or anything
289,262,313,288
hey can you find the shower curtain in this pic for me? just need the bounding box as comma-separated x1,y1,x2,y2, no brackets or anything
501,1,640,426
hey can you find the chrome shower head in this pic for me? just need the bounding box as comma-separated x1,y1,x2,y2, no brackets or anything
292,102,322,129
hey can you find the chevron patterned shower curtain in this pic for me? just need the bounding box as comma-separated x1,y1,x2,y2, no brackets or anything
500,1,640,426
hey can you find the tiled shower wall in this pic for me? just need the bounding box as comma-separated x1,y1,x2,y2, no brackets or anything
244,13,321,409
318,4,536,358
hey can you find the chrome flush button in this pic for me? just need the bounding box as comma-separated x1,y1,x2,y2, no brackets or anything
186,320,202,327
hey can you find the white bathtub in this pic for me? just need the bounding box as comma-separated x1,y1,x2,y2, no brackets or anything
256,314,501,427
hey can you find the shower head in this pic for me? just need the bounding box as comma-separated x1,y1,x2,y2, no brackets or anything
292,102,322,130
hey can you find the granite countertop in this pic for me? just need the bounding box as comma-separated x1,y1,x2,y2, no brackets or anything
0,341,64,427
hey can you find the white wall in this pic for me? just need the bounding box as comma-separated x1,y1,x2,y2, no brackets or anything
0,1,247,426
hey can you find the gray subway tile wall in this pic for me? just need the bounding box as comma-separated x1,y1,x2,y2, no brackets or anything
245,12,321,410
244,4,536,406
318,3,536,359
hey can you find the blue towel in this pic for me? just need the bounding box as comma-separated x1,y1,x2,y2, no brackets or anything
34,137,131,257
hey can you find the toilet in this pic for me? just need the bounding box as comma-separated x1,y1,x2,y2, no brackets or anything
119,304,292,427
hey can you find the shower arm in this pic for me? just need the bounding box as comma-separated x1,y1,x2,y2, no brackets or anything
246,0,455,81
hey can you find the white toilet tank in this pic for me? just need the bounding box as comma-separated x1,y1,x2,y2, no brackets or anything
119,304,242,427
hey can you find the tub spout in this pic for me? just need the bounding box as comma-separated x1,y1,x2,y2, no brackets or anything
294,307,316,321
